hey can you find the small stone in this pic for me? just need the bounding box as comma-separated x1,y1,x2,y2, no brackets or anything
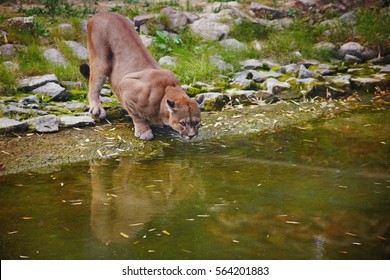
64,102,87,111
240,59,263,70
298,65,314,79
250,3,285,19
219,38,247,50
158,56,177,67
210,56,233,72
0,117,28,133
134,14,155,27
58,23,72,31
379,65,390,73
28,114,60,133
6,16,35,29
32,82,67,101
99,96,116,104
19,95,40,105
139,35,153,48
262,78,291,95
60,115,95,128
0,44,16,58
43,48,68,66
351,77,382,90
252,70,282,82
18,74,59,92
64,41,89,60
279,64,300,74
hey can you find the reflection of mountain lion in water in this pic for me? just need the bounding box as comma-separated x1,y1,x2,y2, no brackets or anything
90,158,204,243
81,12,204,140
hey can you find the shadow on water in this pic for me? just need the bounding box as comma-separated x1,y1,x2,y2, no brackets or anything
0,108,389,259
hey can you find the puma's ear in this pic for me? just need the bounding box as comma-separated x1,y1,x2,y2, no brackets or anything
195,94,205,109
166,99,176,113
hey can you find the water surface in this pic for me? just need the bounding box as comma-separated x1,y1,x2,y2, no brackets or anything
0,108,389,259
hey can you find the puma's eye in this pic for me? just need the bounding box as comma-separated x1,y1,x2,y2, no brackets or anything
180,121,186,127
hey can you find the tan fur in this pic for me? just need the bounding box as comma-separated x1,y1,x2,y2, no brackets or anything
85,12,203,140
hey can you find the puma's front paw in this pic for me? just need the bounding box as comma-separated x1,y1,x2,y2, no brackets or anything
135,128,154,140
89,105,106,119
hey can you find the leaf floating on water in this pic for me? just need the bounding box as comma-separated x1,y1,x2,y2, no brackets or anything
19,255,29,259
377,236,387,241
144,185,156,188
129,223,144,227
120,232,129,239
285,221,300,225
345,232,357,237
148,250,155,253
0,163,5,171
181,249,192,254
352,242,361,246
22,216,33,220
7,231,18,235
338,250,348,254
232,239,240,243
162,230,171,236
338,185,348,189
197,215,210,218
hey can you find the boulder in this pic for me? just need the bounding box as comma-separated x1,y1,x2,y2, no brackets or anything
133,14,155,27
32,82,68,101
60,115,95,128
160,7,197,30
190,18,229,41
64,41,89,60
28,114,60,133
0,117,28,133
18,74,59,92
43,48,68,66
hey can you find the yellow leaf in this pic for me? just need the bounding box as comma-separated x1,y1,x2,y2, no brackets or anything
162,230,170,236
120,232,129,238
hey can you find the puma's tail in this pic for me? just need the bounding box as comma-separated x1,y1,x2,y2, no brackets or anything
79,63,90,80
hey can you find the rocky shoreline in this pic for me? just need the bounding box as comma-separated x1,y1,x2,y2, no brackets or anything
1,1,390,174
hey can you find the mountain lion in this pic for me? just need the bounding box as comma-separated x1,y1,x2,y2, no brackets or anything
80,12,204,140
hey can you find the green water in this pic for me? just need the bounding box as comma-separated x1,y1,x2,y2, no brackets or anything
0,108,389,260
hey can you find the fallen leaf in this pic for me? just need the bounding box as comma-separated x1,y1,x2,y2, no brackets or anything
162,230,171,236
120,232,129,238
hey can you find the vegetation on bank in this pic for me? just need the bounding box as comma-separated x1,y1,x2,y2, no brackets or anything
0,0,390,96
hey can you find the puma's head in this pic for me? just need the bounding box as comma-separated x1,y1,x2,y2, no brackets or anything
166,94,204,140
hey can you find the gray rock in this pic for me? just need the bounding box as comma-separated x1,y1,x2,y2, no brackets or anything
32,82,67,101
6,16,35,29
379,65,390,73
240,59,263,70
1,104,47,116
190,18,229,41
60,115,95,128
252,70,282,82
0,117,28,133
58,23,72,31
314,42,336,50
201,92,229,111
324,75,351,91
0,44,16,58
81,20,88,33
344,54,362,63
43,48,68,66
139,35,153,48
18,74,59,92
340,42,377,61
279,64,300,74
219,38,247,50
2,61,18,69
340,11,356,25
28,114,60,133
99,96,116,104
258,59,279,70
298,65,314,79
262,78,291,95
134,14,155,27
100,88,112,96
19,95,40,105
160,7,193,30
351,77,383,90
250,3,285,19
231,71,253,87
210,56,233,72
158,56,177,67
64,41,89,60
64,101,88,111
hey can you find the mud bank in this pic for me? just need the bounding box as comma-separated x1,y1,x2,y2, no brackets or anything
0,100,371,175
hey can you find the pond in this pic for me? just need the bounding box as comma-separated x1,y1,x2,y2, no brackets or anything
0,107,389,260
